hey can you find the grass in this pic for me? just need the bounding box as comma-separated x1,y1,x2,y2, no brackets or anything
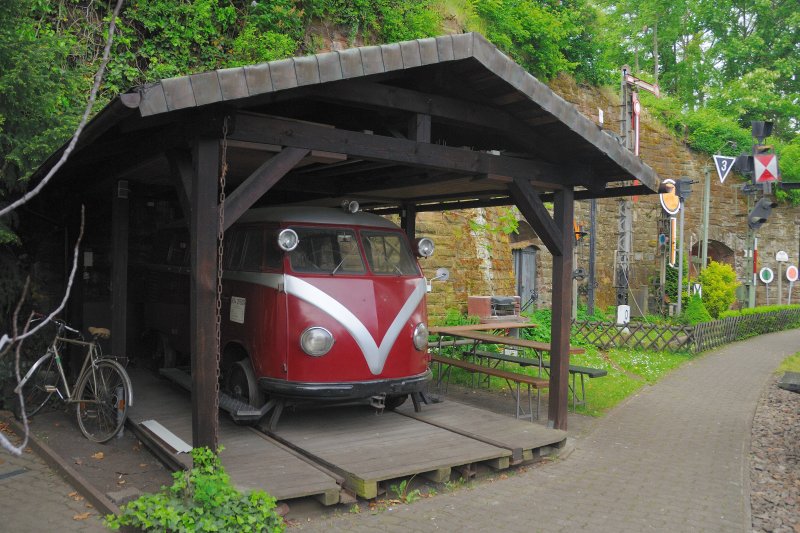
776,351,800,373
432,343,696,417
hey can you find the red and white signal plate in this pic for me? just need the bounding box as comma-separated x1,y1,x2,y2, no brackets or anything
755,154,779,183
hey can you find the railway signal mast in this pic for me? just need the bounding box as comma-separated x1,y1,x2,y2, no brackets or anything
614,67,660,311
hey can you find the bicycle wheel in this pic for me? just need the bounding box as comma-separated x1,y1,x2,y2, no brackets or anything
13,354,58,420
75,360,130,442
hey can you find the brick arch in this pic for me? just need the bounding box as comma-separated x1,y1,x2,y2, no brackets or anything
690,240,735,277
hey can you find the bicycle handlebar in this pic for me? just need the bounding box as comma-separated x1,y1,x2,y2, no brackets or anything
31,313,82,337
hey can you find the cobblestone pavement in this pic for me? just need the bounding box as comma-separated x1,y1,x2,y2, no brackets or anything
0,428,107,532
293,329,800,532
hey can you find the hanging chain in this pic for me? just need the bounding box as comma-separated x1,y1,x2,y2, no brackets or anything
214,117,229,441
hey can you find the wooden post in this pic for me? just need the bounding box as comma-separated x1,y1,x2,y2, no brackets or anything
401,203,417,242
190,137,219,450
111,180,129,362
549,188,574,430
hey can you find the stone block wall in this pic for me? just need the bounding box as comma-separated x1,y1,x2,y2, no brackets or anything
421,74,800,321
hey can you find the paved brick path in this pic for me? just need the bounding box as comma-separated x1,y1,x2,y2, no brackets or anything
296,329,800,532
0,437,107,531
2,329,797,531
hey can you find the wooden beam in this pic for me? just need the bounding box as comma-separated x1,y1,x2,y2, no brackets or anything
408,113,431,143
229,113,571,185
401,203,416,241
111,180,129,366
167,150,193,219
223,147,309,231
190,137,219,450
508,177,563,256
309,81,563,159
548,188,574,431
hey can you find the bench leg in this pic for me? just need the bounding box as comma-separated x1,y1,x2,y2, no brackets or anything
528,383,533,423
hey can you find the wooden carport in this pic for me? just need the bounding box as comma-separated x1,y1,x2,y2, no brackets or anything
30,33,660,450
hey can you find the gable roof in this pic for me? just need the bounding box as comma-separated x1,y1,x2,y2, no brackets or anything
33,33,660,212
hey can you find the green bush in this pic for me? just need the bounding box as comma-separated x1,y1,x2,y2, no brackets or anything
106,446,284,533
697,261,739,318
679,295,712,325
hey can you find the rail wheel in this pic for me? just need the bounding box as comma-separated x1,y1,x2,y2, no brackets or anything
226,359,265,408
385,394,408,410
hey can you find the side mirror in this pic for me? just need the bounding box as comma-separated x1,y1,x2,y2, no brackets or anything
426,267,450,292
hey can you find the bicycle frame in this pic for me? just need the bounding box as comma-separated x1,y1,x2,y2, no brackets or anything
15,335,133,408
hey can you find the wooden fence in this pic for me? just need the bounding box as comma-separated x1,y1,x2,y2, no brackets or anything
571,308,800,354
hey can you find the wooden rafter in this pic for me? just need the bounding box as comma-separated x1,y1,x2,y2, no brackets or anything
229,113,580,187
223,147,309,230
508,176,564,257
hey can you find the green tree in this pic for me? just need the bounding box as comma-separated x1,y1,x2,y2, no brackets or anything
697,261,739,318
0,0,87,239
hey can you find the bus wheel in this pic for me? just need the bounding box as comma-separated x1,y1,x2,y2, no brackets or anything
385,394,408,410
226,359,265,408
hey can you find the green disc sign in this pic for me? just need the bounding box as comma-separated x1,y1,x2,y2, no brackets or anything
759,267,774,284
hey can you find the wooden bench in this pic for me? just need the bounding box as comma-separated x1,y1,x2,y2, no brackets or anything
430,353,548,421
472,350,607,409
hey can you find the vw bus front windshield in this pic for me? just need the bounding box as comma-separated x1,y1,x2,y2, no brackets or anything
288,227,365,274
361,230,420,276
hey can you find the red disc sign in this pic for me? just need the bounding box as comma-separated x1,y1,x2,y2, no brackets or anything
787,265,799,283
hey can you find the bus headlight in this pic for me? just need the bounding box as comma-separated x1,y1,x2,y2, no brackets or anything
277,229,299,251
415,237,434,258
412,323,428,351
300,327,334,356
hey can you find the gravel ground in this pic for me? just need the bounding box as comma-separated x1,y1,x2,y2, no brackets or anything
750,376,800,533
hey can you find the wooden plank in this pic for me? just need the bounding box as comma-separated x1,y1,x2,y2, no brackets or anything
229,113,566,185
190,136,220,450
266,406,510,499
431,330,584,354
549,187,574,430
430,321,536,333
431,354,548,387
396,400,567,465
127,368,342,503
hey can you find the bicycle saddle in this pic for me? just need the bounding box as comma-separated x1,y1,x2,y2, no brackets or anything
88,327,111,339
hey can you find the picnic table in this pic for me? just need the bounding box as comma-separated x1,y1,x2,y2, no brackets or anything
429,325,604,412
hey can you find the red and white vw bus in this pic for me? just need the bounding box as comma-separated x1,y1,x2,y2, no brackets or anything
206,205,437,412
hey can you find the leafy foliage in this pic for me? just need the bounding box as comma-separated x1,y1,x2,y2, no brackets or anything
106,446,284,533
697,261,738,318
0,0,87,228
679,294,712,325
664,254,688,305
472,0,611,83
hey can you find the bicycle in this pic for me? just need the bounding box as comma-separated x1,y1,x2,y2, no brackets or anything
13,315,133,443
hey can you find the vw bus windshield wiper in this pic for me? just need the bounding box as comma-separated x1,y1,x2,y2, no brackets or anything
331,257,346,275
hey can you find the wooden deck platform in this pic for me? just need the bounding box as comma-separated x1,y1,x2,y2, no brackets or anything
126,368,343,504
261,405,512,499
127,368,568,503
396,400,567,464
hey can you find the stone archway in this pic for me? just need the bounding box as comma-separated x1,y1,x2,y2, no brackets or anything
690,240,735,277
